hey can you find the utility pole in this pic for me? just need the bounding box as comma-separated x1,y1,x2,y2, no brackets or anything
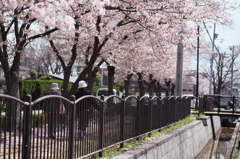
230,46,234,96
196,26,200,114
196,26,200,98
209,23,217,94
175,42,183,97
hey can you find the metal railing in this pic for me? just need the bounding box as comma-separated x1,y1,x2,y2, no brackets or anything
203,95,240,114
0,94,191,159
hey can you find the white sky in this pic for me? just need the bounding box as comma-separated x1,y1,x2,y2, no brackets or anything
210,0,240,52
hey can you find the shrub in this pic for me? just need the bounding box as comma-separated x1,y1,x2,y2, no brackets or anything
32,112,46,127
39,74,51,80
29,69,38,79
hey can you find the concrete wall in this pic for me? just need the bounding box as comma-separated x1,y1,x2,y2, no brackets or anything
112,116,221,159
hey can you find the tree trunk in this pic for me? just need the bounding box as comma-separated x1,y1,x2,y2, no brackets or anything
87,70,94,94
107,66,115,95
61,68,72,97
0,19,58,132
137,73,145,97
87,66,99,94
68,17,109,98
67,47,98,98
49,37,76,98
148,84,154,97
216,77,223,94
165,78,171,97
144,74,156,97
5,71,21,131
68,65,94,98
171,83,175,96
124,74,132,97
154,82,162,97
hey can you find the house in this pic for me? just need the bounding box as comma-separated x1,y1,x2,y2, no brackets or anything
220,87,238,97
19,66,30,79
0,65,30,79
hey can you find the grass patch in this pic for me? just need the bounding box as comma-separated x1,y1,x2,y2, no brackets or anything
232,130,240,159
86,114,204,159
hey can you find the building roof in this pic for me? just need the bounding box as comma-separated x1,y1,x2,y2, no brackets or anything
49,74,78,83
19,66,30,71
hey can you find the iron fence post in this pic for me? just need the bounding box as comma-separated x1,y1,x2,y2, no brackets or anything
232,96,235,114
149,96,153,136
182,98,185,119
162,98,166,127
22,95,32,159
159,97,162,129
0,94,202,158
120,95,125,148
183,97,185,119
185,98,188,118
218,95,220,113
178,98,181,120
98,95,105,157
136,96,140,140
68,96,76,159
167,98,170,125
174,97,176,122
168,97,174,124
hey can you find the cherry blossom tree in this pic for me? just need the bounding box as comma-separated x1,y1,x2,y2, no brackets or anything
0,0,236,130
99,0,236,97
50,0,235,98
0,0,109,130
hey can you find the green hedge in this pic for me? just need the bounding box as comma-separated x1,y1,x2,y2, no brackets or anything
19,80,72,101
19,80,120,100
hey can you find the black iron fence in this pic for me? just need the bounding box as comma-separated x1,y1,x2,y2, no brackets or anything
0,94,191,159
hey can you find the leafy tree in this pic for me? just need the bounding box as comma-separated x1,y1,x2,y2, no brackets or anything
201,48,240,94
95,72,102,86
29,69,38,79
